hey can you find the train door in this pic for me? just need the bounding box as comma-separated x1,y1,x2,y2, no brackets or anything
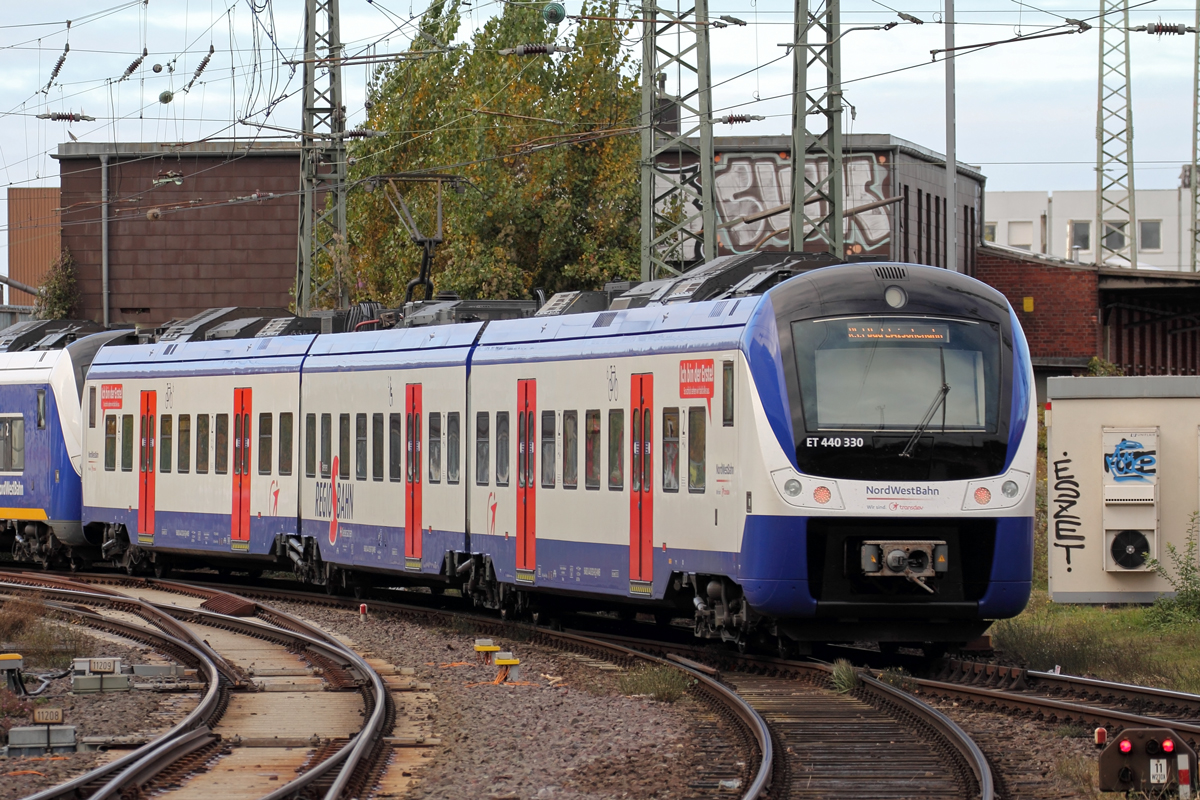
405,384,422,568
231,388,252,550
516,379,536,579
137,391,157,539
630,374,654,586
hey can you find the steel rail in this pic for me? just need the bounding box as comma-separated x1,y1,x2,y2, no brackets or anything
1027,668,1200,711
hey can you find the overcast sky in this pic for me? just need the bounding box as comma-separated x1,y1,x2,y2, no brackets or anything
0,0,1193,279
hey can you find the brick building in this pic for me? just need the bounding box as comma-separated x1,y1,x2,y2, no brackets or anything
53,141,301,326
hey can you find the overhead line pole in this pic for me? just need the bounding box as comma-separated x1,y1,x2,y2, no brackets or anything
1095,0,1137,268
1192,0,1199,272
944,0,957,272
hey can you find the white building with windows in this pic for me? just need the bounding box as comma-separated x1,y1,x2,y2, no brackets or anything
985,175,1195,270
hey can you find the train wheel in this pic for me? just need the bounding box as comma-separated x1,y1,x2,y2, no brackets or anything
153,561,172,579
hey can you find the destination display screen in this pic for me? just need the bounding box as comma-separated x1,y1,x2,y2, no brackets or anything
844,323,949,342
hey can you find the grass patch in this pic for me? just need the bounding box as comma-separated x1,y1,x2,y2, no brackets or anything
877,667,916,692
1053,723,1090,739
0,689,32,732
0,593,96,669
616,664,693,703
830,659,857,693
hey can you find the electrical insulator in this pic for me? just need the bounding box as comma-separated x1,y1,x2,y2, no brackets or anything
717,114,765,124
542,2,566,25
1145,22,1187,35
36,111,96,122
120,47,148,82
499,43,563,56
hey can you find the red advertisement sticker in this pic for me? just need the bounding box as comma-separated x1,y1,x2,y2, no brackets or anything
679,359,715,399
101,384,123,410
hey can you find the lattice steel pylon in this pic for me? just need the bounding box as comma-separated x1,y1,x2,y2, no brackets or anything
789,0,842,257
639,0,716,280
1095,0,1137,267
295,0,348,314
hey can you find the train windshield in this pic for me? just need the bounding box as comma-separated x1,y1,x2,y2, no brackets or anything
791,316,1001,433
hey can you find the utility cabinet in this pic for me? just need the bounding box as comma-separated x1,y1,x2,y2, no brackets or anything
1047,377,1199,603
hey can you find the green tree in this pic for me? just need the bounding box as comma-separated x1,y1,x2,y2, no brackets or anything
35,248,80,320
332,0,640,307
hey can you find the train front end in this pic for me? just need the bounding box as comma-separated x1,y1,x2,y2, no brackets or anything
737,262,1036,649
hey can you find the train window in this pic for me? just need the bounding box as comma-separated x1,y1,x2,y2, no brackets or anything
338,414,351,480
178,415,191,473
495,412,509,487
279,413,293,476
0,419,22,472
320,414,332,479
562,411,577,489
121,414,134,472
608,410,624,490
259,413,273,475
105,415,117,471
159,415,173,473
233,414,242,477
305,414,316,477
89,387,96,429
36,390,45,430
428,412,441,483
584,410,600,489
662,408,680,492
722,361,734,427
372,413,384,481
541,411,555,488
197,415,210,474
215,414,229,475
389,414,402,482
355,413,367,481
446,412,460,484
476,412,490,485
688,407,706,492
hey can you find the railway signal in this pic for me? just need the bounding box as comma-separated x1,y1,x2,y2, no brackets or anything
1099,727,1196,796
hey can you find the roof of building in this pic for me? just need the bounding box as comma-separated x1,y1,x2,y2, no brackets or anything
52,141,301,160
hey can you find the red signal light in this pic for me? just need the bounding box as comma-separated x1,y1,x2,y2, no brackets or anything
974,487,992,505
1119,739,1133,754
1163,738,1176,753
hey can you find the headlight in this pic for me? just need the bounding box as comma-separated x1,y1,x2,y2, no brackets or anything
1001,480,1019,498
884,285,907,309
784,479,802,497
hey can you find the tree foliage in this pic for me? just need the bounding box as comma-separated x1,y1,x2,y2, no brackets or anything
35,247,80,320
332,0,641,307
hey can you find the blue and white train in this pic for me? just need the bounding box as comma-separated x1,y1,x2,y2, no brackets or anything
8,259,1037,650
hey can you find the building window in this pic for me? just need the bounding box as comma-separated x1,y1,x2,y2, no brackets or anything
279,413,293,476
1102,221,1126,251
608,409,624,490
177,415,191,473
159,414,172,473
121,414,134,472
355,413,367,481
562,411,578,489
1007,220,1033,251
428,412,441,483
1140,220,1162,251
258,413,273,475
447,412,460,484
1070,220,1090,253
197,415,210,474
215,414,229,474
0,418,25,472
105,415,117,471
688,407,706,492
662,408,680,492
476,412,490,485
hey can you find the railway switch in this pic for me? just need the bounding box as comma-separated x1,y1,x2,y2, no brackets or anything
1099,727,1195,796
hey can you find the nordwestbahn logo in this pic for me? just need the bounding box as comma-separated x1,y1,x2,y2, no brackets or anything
865,485,941,497
0,481,24,496
316,457,354,544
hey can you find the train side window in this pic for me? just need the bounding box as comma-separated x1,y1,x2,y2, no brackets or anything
428,412,442,483
339,414,350,480
105,415,117,471
722,361,734,427
372,413,384,481
121,414,134,471
495,412,509,487
36,390,45,430
446,412,460,484
688,407,706,492
178,415,191,473
355,413,367,481
258,413,273,475
584,410,600,489
320,414,332,479
608,409,624,490
215,414,229,474
197,415,210,474
476,412,490,486
0,419,21,472
305,414,316,477
279,413,293,476
662,408,680,492
159,415,173,473
89,387,97,429
541,411,555,488
389,414,402,482
562,411,577,489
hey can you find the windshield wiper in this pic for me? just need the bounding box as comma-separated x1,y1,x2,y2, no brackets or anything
899,347,950,459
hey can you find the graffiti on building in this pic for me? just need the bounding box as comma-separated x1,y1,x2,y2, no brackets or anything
651,152,893,261
1103,438,1157,483
1052,453,1085,571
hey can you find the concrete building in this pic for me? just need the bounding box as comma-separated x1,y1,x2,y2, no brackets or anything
984,175,1194,269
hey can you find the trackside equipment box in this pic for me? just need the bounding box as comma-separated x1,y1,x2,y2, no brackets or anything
1047,376,1200,603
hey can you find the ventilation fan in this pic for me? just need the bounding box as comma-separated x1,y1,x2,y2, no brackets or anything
1110,530,1150,570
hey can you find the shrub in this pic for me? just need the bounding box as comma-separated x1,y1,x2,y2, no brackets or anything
616,664,692,703
830,659,857,693
1145,512,1200,626
34,248,79,320
877,667,916,692
1086,356,1124,376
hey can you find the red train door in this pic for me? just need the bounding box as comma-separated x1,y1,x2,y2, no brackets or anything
516,379,536,578
405,384,423,567
231,388,252,550
630,374,654,585
137,391,156,539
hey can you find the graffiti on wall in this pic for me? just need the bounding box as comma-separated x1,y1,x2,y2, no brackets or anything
653,152,894,261
1051,452,1085,572
1103,439,1157,483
